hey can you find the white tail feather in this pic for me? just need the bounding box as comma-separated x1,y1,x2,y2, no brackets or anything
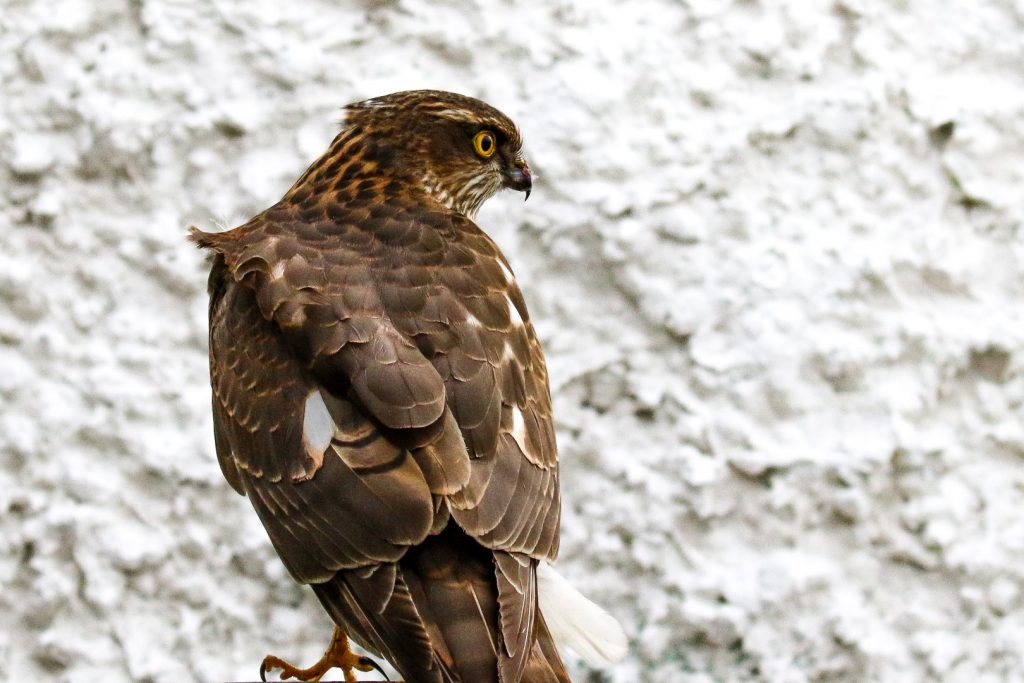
537,562,628,665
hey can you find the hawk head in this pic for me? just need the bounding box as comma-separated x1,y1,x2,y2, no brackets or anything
339,90,532,218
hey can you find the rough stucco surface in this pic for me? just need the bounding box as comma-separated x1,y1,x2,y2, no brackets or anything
2,1,1024,681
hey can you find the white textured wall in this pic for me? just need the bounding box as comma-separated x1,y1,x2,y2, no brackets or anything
3,1,1024,681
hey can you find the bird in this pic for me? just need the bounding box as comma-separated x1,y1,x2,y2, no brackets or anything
190,90,626,683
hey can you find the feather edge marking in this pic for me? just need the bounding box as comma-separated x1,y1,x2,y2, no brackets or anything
303,389,334,460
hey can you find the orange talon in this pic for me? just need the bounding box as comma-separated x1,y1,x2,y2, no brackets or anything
260,626,388,682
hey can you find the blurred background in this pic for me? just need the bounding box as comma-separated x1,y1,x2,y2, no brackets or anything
2,1,1024,681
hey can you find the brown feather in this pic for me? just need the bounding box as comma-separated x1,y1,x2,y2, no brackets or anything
494,551,536,682
192,90,568,682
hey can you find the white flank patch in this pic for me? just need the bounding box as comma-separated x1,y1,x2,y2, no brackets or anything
507,296,524,326
271,261,286,280
499,259,515,283
538,562,628,665
302,389,334,457
510,406,528,452
465,312,484,328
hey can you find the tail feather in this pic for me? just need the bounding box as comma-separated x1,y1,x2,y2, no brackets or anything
313,525,574,682
404,528,501,683
494,551,536,681
522,610,571,683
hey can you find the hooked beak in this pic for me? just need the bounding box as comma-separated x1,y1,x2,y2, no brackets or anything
503,157,533,201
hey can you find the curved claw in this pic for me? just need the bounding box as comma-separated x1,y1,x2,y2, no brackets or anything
356,656,390,680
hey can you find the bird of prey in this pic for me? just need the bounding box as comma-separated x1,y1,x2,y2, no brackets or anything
191,90,625,683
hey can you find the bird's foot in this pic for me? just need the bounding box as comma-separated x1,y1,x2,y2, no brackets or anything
260,626,388,682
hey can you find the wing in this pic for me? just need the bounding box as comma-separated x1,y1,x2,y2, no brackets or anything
193,203,559,680
203,249,470,584
372,212,561,560
379,213,561,679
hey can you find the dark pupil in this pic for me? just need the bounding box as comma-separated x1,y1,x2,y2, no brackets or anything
481,135,492,152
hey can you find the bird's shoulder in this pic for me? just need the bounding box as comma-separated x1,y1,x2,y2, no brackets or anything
193,198,506,276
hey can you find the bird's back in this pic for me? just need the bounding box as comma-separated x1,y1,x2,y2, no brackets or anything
191,90,616,683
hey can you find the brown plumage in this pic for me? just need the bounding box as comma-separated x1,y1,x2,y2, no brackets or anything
191,90,568,682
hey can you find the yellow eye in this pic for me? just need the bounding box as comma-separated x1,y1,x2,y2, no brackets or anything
473,131,497,158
